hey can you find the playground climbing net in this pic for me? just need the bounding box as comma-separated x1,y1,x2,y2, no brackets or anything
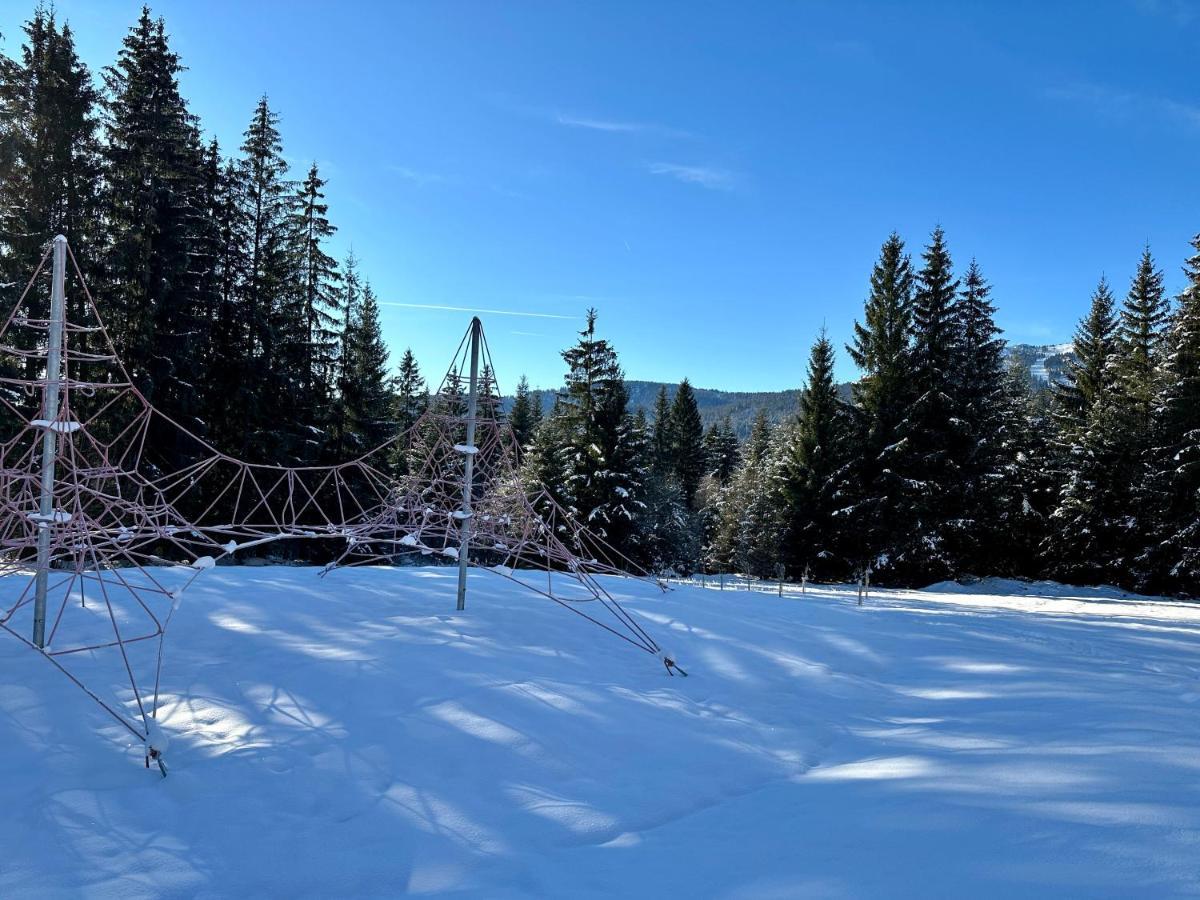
0,237,676,774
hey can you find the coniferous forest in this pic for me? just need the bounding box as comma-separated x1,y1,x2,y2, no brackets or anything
2,6,1197,596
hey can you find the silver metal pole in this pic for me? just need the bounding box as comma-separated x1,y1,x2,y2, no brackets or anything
33,235,68,648
455,317,481,611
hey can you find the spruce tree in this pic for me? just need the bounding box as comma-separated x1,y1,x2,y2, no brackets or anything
948,259,1012,572
702,415,740,482
293,162,342,423
388,348,427,474
651,385,673,476
1046,277,1128,584
0,6,103,323
781,330,849,580
1140,237,1200,593
508,375,538,455
101,8,211,460
532,310,643,555
886,225,962,581
339,280,393,453
1116,247,1169,427
1053,276,1118,437
844,232,915,580
670,378,706,509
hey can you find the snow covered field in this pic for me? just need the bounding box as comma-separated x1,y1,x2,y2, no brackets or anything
2,567,1200,898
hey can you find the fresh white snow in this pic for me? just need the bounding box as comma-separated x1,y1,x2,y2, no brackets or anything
2,568,1199,898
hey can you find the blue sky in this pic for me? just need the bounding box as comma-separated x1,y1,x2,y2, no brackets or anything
5,0,1200,391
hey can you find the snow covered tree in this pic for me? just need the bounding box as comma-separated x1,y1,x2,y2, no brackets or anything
1117,247,1169,429
1053,277,1119,438
529,310,644,556
1046,276,1130,584
883,225,962,581
945,259,1012,572
702,415,740,482
1139,237,1200,593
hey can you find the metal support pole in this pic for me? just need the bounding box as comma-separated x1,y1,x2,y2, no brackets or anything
455,317,482,611
33,235,67,648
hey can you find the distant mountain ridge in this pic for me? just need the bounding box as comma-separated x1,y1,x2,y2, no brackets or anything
504,343,1075,439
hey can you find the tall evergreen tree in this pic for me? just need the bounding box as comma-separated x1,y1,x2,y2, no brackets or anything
947,259,1012,571
0,6,103,319
885,225,962,580
293,162,342,421
1140,237,1200,593
389,348,427,474
508,375,538,455
527,310,643,555
702,415,740,482
101,8,211,458
781,330,849,580
1117,247,1169,429
650,385,673,476
1053,276,1118,436
1046,277,1129,584
338,280,393,453
844,232,915,579
670,378,705,509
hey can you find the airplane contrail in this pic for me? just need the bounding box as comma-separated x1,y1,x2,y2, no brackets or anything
379,302,575,320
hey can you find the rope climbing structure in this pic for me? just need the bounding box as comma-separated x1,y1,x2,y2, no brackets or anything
0,237,678,774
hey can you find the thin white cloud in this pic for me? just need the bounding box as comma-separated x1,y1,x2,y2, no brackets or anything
556,113,691,139
378,302,576,320
1046,82,1200,131
647,162,739,191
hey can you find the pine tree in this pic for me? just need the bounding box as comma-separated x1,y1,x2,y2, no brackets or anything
387,348,427,474
338,280,393,453
332,252,363,457
1053,277,1118,437
733,410,786,578
885,225,962,581
293,162,342,423
101,7,211,460
947,259,1012,572
531,310,643,555
1046,277,1129,584
702,415,740,482
0,6,103,325
0,7,104,429
650,385,673,476
508,375,538,455
1140,237,1200,593
781,329,849,580
670,378,706,509
1117,247,1169,428
844,232,915,579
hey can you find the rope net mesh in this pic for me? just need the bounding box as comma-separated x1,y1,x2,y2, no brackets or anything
0,240,664,756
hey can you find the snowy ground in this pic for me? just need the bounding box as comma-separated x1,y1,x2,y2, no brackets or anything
3,567,1200,898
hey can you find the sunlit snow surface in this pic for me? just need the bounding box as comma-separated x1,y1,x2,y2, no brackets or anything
3,568,1200,898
